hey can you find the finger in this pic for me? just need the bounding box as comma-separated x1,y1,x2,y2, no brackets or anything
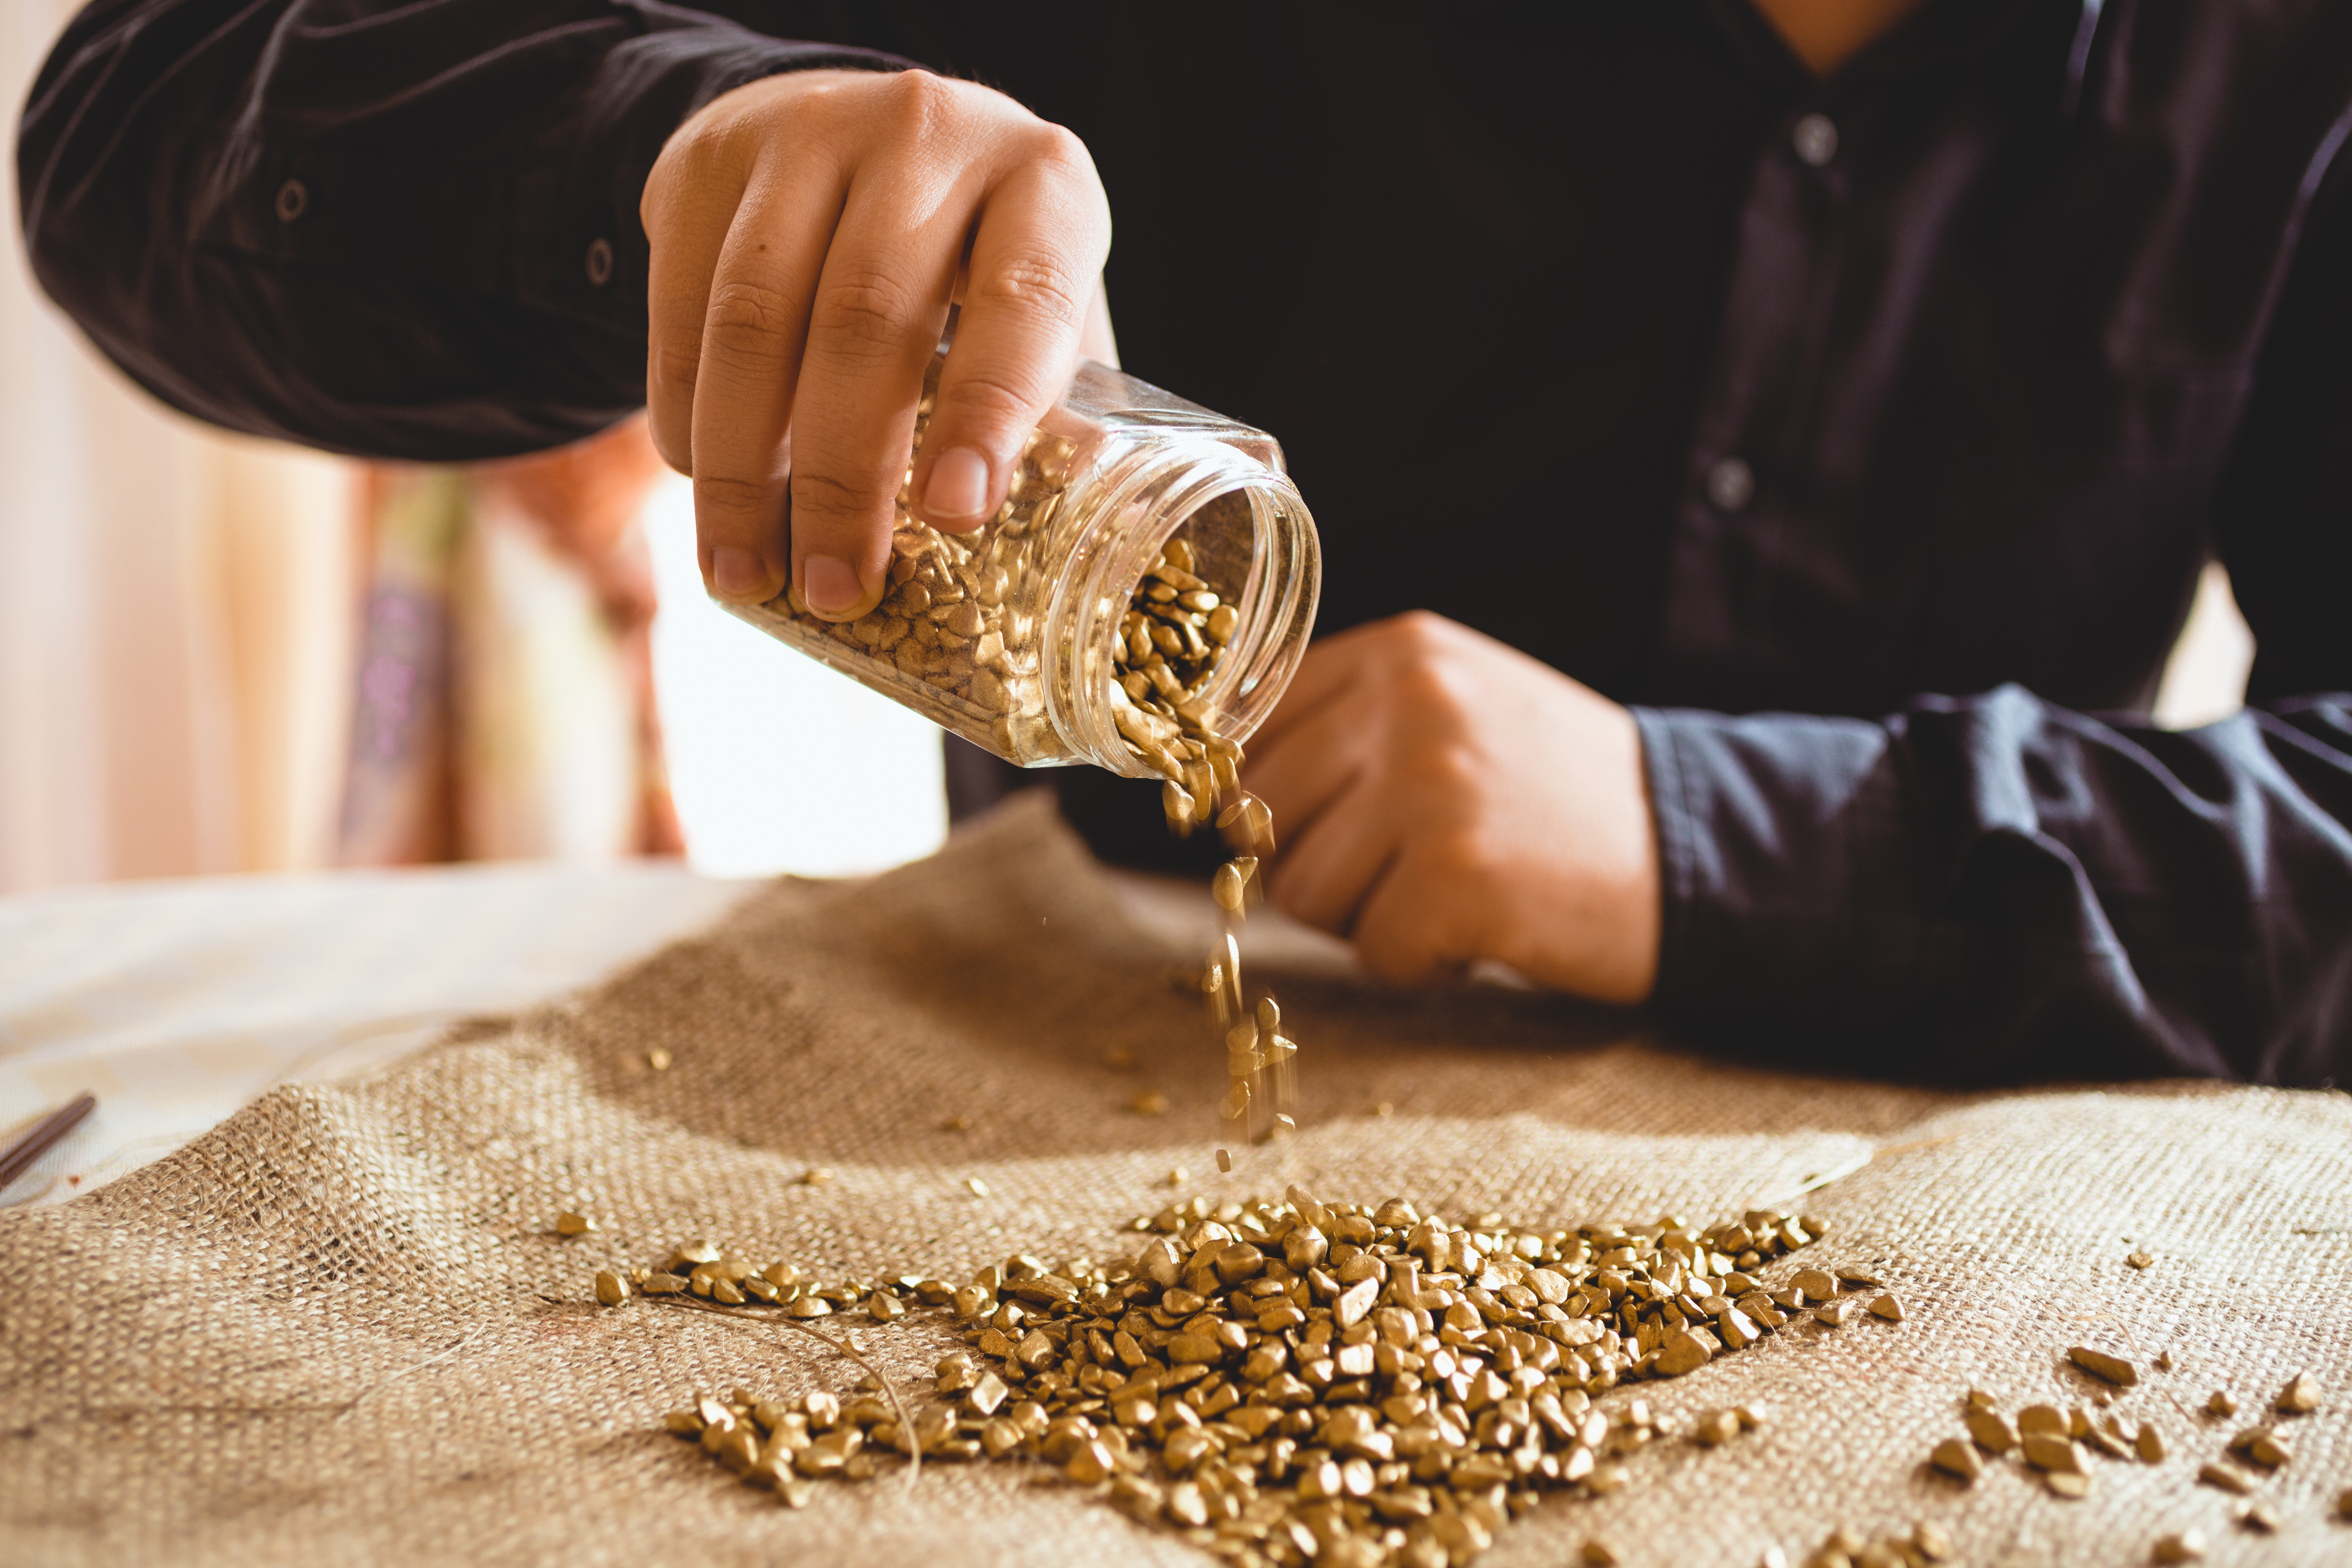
1245,680,1369,850
1265,771,1397,938
1248,628,1380,751
782,118,984,615
684,169,845,605
642,154,739,480
1351,849,1476,988
908,128,1109,532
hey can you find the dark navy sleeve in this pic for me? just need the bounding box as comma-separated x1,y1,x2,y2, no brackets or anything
1635,122,2352,1090
1635,694,2352,1085
16,0,906,461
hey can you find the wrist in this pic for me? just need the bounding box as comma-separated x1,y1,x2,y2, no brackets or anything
1499,701,1661,1004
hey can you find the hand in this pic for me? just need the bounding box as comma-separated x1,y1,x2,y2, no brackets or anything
1243,612,1662,1002
642,69,1114,619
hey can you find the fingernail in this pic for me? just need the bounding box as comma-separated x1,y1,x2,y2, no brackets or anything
922,446,990,523
802,554,864,616
710,546,774,600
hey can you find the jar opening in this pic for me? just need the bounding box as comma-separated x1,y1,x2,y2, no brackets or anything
1045,442,1319,780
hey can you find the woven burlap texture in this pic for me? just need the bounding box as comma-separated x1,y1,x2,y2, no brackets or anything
1,795,2345,1566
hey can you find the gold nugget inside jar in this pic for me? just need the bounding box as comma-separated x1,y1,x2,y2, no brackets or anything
724,352,1321,773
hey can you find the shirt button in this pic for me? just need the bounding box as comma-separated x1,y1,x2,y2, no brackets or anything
1792,113,1840,167
1706,456,1755,512
274,179,308,223
585,237,614,287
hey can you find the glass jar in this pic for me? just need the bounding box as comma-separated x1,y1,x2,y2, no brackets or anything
722,354,1320,776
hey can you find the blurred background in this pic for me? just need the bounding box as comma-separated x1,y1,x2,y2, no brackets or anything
0,3,2252,898
0,0,943,895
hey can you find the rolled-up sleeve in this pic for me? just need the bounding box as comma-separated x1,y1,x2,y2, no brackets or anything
1637,692,2352,1085
17,0,904,459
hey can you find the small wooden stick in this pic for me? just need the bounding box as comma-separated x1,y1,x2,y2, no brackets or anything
0,1092,96,1195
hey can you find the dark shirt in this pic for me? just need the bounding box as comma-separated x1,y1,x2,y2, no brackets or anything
20,0,2352,1084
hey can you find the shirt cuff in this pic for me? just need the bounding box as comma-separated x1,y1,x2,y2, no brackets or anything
1633,705,1933,1054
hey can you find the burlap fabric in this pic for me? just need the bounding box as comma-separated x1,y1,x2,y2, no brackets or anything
2,795,2346,1566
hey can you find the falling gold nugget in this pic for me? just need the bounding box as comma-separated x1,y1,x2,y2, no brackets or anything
1211,858,1252,913
1215,1149,1232,1174
1216,792,1274,855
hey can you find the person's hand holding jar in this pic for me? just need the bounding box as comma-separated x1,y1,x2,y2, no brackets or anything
641,68,1118,622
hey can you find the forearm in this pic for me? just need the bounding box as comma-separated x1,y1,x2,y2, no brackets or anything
1637,687,2352,1085
17,0,904,460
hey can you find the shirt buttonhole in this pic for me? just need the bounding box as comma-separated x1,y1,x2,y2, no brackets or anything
585,237,614,287
274,179,308,224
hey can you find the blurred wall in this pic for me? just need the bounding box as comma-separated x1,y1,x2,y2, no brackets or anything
2,0,356,894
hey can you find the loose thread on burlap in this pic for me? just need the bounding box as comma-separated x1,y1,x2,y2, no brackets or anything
336,1324,490,1420
656,1296,923,1492
48,1323,495,1424
1751,1148,1874,1214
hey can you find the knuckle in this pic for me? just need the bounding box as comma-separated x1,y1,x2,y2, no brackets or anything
693,471,784,523
1425,822,1496,883
1389,609,1456,652
969,246,1087,325
810,270,920,356
1023,120,1096,180
1394,733,1482,805
933,365,1047,434
1393,658,1463,711
879,67,962,138
702,281,799,373
790,465,895,524
646,120,739,224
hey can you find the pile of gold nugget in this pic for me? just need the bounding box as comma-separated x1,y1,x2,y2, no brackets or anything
601,1194,1900,1567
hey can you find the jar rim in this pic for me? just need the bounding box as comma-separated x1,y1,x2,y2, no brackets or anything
1041,436,1319,779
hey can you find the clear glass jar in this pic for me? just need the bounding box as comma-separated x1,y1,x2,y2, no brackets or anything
722,354,1320,775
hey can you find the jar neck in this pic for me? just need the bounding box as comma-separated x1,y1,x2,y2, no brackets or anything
1043,436,1320,777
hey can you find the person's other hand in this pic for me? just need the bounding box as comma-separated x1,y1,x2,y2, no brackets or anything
642,69,1113,619
1243,612,1661,1002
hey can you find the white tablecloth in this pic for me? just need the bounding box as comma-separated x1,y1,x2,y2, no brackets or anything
0,862,753,1206
0,852,1362,1209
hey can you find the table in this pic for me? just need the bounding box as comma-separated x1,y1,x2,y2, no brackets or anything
0,855,1354,1209
0,861,751,1206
